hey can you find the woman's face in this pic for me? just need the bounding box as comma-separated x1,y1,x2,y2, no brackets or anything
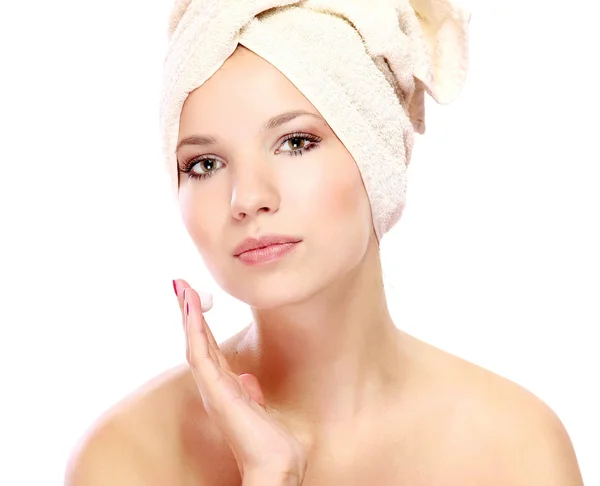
177,45,376,308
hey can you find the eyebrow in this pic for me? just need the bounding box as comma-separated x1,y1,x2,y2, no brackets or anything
175,110,325,153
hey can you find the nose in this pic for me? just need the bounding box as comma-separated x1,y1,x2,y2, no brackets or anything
230,163,281,221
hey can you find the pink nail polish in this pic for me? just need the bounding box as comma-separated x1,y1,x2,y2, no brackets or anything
172,280,178,297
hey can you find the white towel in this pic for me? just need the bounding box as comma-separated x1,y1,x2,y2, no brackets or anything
160,0,470,241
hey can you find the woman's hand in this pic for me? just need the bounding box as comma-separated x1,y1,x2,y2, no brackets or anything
172,279,308,484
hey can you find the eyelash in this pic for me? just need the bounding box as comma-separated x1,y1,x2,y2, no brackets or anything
178,132,322,181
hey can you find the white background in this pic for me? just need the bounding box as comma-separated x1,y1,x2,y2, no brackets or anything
0,1,598,484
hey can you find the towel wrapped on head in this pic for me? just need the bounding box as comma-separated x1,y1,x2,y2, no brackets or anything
160,0,470,242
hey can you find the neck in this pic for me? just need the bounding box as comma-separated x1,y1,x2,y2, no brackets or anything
235,239,406,444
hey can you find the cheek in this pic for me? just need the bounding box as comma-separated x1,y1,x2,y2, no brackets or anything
180,193,233,286
178,188,223,255
298,150,371,231
324,171,365,219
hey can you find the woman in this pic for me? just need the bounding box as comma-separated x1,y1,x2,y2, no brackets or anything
66,1,583,485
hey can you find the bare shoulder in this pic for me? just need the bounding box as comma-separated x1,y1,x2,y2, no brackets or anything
406,334,584,485
64,364,198,486
64,329,250,486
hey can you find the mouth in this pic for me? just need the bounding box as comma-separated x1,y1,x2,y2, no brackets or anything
236,241,301,265
233,234,302,266
233,234,302,256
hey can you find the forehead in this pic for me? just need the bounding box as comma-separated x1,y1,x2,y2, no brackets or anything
180,45,316,128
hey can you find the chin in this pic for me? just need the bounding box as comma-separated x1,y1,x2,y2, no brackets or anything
221,254,365,311
203,231,372,309
221,270,326,310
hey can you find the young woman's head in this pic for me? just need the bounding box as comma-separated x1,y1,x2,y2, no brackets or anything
176,46,380,309
163,2,469,312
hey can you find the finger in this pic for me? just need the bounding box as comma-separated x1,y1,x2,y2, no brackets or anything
183,287,231,371
175,280,219,359
185,290,220,381
185,288,220,366
182,280,229,369
173,278,213,312
239,373,266,408
175,280,216,347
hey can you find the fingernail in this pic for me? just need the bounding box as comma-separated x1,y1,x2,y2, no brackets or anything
172,279,178,297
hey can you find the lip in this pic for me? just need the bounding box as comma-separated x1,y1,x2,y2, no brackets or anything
236,241,300,266
233,234,302,257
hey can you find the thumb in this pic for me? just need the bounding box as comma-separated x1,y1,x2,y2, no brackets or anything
239,373,266,408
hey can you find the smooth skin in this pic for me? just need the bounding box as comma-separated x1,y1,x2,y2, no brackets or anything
182,285,307,484
65,45,584,485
